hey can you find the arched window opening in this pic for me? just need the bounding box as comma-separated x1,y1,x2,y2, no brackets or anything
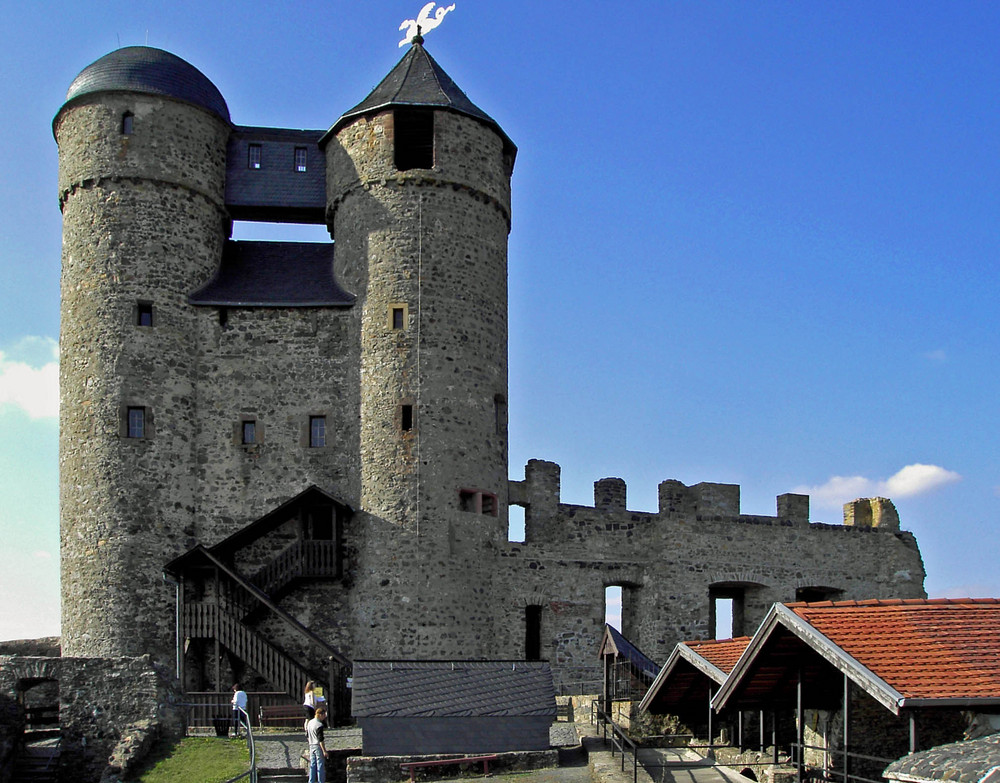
605,585,622,631
121,112,133,135
710,584,746,639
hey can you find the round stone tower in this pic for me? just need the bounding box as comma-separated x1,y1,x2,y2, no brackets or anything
323,39,515,532
322,40,517,657
54,47,231,658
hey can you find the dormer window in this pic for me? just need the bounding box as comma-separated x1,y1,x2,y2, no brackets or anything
394,109,433,171
295,147,308,172
248,144,262,170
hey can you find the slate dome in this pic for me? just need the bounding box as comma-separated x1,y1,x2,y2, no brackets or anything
61,46,230,122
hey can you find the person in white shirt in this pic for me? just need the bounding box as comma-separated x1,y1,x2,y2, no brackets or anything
231,683,248,738
306,706,328,783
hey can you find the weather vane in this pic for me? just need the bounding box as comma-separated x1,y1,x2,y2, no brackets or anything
399,2,456,47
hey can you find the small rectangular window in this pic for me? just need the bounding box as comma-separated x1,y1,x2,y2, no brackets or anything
294,147,308,172
309,416,326,448
401,405,413,432
121,113,134,135
248,144,262,170
137,302,153,327
458,489,498,516
392,306,405,330
242,420,256,445
127,407,145,439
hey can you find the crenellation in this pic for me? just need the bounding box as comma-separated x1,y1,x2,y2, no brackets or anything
594,477,627,512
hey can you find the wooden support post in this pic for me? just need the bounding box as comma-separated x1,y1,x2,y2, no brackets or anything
707,685,714,756
796,667,804,783
842,674,850,783
909,713,917,755
772,710,779,767
214,567,221,691
760,708,765,752
738,710,744,751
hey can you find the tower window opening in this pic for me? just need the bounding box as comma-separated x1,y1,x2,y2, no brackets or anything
459,489,497,516
309,415,326,448
241,420,256,445
121,112,134,135
525,605,542,661
248,144,262,169
390,304,407,330
394,109,434,170
294,147,308,172
136,302,153,327
127,407,146,439
401,404,413,432
604,586,622,631
218,307,229,328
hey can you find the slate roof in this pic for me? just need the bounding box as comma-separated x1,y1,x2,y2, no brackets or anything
883,732,1000,783
637,637,751,716
163,486,353,574
322,41,515,159
188,241,355,307
598,624,660,681
713,599,1000,714
225,126,327,223
61,46,229,122
351,661,556,718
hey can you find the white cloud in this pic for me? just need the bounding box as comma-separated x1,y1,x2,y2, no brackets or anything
33,551,52,560
794,463,961,509
923,349,947,362
0,337,59,420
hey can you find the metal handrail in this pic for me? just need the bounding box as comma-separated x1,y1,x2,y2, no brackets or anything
222,707,257,783
592,705,639,783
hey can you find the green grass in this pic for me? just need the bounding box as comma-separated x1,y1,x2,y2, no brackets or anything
130,736,250,783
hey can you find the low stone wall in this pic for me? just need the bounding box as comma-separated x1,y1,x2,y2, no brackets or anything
712,746,796,783
0,654,184,783
347,749,559,783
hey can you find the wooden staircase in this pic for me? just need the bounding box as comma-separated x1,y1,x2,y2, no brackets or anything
180,546,351,719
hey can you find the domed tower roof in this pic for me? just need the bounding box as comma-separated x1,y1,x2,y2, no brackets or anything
322,40,515,161
59,46,230,123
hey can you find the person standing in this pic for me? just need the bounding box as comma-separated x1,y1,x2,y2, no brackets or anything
307,706,328,783
231,683,248,738
303,680,317,722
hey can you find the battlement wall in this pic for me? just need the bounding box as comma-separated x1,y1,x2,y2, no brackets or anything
510,459,900,546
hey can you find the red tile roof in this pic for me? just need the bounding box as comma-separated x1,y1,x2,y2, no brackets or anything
683,637,752,675
788,598,1000,701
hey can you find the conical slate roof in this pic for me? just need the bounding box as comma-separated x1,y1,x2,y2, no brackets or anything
322,41,515,158
59,46,230,123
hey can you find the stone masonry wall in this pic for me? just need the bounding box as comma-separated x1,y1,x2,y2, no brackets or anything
56,94,230,661
0,655,183,783
493,461,925,689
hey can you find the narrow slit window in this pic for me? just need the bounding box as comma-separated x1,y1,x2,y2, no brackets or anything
401,404,413,432
248,144,262,170
121,112,134,135
525,605,542,661
137,302,153,327
127,407,145,439
394,109,434,171
218,307,229,328
241,421,256,445
294,147,308,172
309,415,326,448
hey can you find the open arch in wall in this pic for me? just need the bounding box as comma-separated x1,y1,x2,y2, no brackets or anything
605,581,641,641
709,581,769,639
795,585,844,603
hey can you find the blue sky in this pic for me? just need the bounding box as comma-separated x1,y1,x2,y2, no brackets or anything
1,1,998,641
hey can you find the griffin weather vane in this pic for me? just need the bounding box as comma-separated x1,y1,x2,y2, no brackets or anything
399,2,456,47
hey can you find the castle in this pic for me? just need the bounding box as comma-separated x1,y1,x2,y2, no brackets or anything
53,39,927,711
